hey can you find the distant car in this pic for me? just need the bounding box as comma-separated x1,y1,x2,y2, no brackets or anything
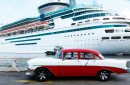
25,49,130,82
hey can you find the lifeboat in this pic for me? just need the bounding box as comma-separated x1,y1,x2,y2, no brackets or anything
26,24,35,29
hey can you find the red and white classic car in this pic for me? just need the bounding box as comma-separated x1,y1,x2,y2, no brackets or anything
26,49,130,82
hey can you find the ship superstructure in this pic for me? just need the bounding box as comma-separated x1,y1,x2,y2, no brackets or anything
0,0,130,54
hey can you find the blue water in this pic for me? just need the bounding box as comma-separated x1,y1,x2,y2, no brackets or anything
0,53,130,67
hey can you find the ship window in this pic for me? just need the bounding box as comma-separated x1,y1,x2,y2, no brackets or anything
125,30,130,32
111,36,121,39
71,23,76,25
79,28,83,30
85,20,90,22
105,29,114,33
6,25,126,41
123,36,130,39
74,8,93,11
72,13,109,21
15,43,37,46
84,27,87,30
10,38,41,43
49,23,55,26
103,18,109,20
45,17,51,20
78,21,83,23
102,37,109,40
113,17,126,20
53,10,73,18
93,19,99,21
114,25,127,27
59,31,61,33
61,14,74,19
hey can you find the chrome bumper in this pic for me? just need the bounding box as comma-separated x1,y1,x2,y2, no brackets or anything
25,69,34,76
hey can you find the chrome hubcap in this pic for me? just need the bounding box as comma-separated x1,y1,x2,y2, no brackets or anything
100,71,109,80
38,71,47,80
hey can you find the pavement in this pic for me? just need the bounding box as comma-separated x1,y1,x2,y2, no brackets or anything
0,72,130,85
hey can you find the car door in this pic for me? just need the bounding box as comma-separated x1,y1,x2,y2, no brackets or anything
80,52,100,76
58,52,81,76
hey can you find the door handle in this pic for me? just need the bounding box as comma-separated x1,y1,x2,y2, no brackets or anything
92,61,96,62
76,61,80,62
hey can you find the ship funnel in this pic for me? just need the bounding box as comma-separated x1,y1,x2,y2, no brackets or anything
38,0,69,15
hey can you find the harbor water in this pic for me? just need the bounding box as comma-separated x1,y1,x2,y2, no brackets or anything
0,53,130,67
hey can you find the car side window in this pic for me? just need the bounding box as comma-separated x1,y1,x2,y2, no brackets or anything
64,52,78,60
80,53,94,59
95,55,100,60
80,53,100,60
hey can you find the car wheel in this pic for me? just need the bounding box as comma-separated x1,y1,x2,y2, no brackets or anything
35,68,50,82
97,70,110,81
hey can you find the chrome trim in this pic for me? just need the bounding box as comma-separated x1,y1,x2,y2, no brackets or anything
25,68,34,76
26,72,34,76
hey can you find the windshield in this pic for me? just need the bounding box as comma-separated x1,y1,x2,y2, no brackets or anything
55,51,63,59
99,53,105,59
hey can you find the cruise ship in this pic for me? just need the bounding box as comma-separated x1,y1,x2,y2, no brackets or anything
0,0,130,54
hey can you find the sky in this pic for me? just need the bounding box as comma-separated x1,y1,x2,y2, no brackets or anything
0,0,130,27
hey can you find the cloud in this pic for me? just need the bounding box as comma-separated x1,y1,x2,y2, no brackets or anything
4,16,20,24
12,16,19,21
28,0,47,7
28,0,68,7
4,5,14,12
121,9,130,18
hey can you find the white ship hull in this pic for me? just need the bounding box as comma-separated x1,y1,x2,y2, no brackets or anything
0,23,130,54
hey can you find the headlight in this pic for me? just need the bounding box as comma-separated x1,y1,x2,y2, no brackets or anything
126,61,130,68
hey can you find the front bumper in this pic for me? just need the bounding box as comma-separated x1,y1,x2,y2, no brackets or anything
25,68,34,76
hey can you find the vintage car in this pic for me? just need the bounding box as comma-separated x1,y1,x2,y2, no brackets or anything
25,49,130,82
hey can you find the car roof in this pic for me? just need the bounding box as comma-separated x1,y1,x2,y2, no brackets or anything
61,49,99,55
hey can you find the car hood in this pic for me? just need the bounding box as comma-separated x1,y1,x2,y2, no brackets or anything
28,57,58,68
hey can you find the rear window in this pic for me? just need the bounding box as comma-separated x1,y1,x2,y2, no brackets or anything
80,53,100,60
